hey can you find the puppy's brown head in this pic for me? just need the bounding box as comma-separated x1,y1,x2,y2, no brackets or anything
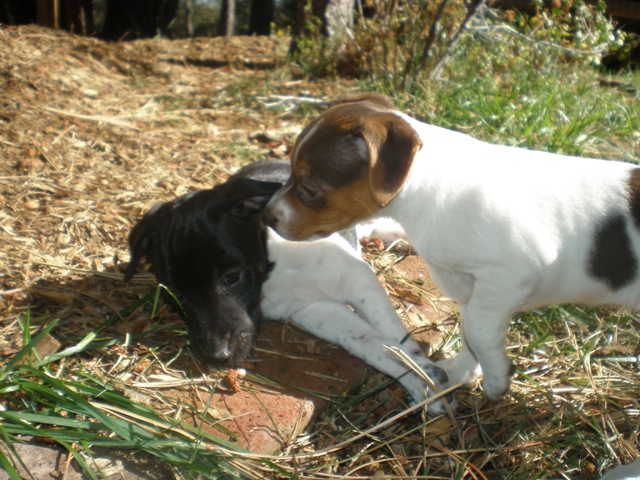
265,94,422,240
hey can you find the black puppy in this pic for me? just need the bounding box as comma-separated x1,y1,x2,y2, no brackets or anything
125,164,283,365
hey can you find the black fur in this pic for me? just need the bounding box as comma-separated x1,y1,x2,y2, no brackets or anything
126,159,359,365
588,213,638,290
230,159,291,184
125,163,285,366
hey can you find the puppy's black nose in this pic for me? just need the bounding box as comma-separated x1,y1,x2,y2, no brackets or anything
203,348,234,366
192,336,233,365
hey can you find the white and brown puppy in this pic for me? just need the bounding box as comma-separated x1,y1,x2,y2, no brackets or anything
265,93,640,402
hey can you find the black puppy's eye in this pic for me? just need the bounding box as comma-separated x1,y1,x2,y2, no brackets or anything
223,270,243,286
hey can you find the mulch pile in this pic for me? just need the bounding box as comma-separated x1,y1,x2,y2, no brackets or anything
0,25,291,344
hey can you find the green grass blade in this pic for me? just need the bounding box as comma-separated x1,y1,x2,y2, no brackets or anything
0,318,59,381
56,439,100,480
0,423,30,480
0,450,23,480
0,411,105,430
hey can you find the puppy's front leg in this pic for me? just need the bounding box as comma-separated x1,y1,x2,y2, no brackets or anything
342,258,420,345
289,301,453,414
459,282,524,401
435,303,481,387
315,244,453,394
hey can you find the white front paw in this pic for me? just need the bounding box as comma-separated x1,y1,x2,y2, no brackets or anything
399,365,458,414
436,356,479,387
481,372,512,401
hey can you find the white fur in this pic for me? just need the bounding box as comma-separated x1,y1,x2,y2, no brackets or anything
379,113,640,399
266,185,296,232
261,227,450,413
293,118,324,160
600,458,640,480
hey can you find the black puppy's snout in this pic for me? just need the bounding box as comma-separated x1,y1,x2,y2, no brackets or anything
211,348,232,362
191,332,232,364
189,327,255,367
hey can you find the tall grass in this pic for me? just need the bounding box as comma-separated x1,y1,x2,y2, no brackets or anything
369,6,640,162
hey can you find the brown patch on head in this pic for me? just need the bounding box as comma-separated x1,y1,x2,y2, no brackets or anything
282,176,381,240
627,168,640,228
291,99,422,207
274,95,422,240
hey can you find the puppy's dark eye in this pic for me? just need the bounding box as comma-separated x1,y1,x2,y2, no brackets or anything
222,270,243,286
299,179,318,199
301,184,317,198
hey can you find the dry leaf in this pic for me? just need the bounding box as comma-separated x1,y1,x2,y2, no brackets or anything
17,333,60,364
393,286,424,305
29,287,77,306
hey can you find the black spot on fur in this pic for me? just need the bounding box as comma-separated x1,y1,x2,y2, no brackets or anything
588,214,638,290
429,367,449,386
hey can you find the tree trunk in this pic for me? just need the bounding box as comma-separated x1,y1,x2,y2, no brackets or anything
249,0,274,36
185,0,194,37
226,0,235,36
62,0,83,32
100,0,179,40
217,0,235,36
81,0,95,34
101,0,139,39
323,0,352,37
158,0,180,36
294,0,352,37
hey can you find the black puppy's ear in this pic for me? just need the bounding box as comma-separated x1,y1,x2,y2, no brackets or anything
226,178,283,220
124,205,162,282
231,194,275,219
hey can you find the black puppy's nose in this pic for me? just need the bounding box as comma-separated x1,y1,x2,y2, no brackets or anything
191,335,233,365
209,346,232,362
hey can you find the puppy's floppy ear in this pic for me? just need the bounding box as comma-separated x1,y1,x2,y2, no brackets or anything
224,178,284,220
124,204,163,282
361,114,422,207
